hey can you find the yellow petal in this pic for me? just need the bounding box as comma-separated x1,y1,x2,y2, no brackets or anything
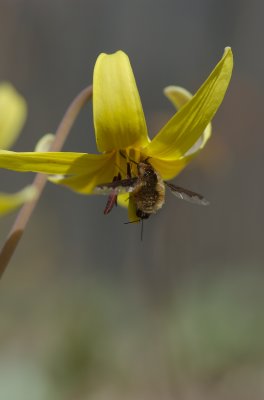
93,51,150,152
164,85,193,109
128,197,139,222
0,150,114,175
164,85,212,157
0,82,27,149
145,47,233,160
34,133,55,152
148,122,211,180
141,86,212,180
117,193,129,208
148,156,190,180
49,155,116,194
0,185,37,215
184,124,211,156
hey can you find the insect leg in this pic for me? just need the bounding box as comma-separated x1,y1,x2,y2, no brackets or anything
103,173,121,215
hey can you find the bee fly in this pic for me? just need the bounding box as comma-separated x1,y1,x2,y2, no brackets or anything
94,152,209,222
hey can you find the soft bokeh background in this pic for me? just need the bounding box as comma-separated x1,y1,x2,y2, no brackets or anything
1,0,264,399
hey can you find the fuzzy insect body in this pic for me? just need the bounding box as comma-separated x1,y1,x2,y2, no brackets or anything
94,158,208,221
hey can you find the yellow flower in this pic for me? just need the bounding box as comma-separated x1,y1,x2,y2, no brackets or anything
0,83,36,215
0,83,27,149
0,49,233,219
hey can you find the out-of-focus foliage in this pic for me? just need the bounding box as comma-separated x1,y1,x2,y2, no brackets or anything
1,270,264,400
0,82,26,149
0,82,37,215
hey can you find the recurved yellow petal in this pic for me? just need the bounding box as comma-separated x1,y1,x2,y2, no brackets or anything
93,51,149,152
163,85,212,157
0,150,114,175
0,185,37,215
145,47,233,160
0,82,27,149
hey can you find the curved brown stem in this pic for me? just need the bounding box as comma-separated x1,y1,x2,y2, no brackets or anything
0,85,93,279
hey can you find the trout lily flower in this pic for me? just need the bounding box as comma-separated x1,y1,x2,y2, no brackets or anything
0,48,233,220
0,83,36,215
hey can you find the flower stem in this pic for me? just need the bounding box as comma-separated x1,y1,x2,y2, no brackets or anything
0,85,93,279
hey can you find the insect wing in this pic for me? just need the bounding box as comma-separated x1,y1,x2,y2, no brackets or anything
165,182,209,206
94,177,138,195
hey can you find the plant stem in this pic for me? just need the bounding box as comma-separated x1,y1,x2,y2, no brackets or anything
0,85,93,279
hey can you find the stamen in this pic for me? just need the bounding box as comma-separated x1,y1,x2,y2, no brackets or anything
119,150,138,166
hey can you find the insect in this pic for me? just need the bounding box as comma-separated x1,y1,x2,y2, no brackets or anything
94,153,209,221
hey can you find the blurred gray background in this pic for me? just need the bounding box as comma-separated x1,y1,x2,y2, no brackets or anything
0,1,264,399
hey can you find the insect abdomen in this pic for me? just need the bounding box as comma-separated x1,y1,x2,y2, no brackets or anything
133,179,165,214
